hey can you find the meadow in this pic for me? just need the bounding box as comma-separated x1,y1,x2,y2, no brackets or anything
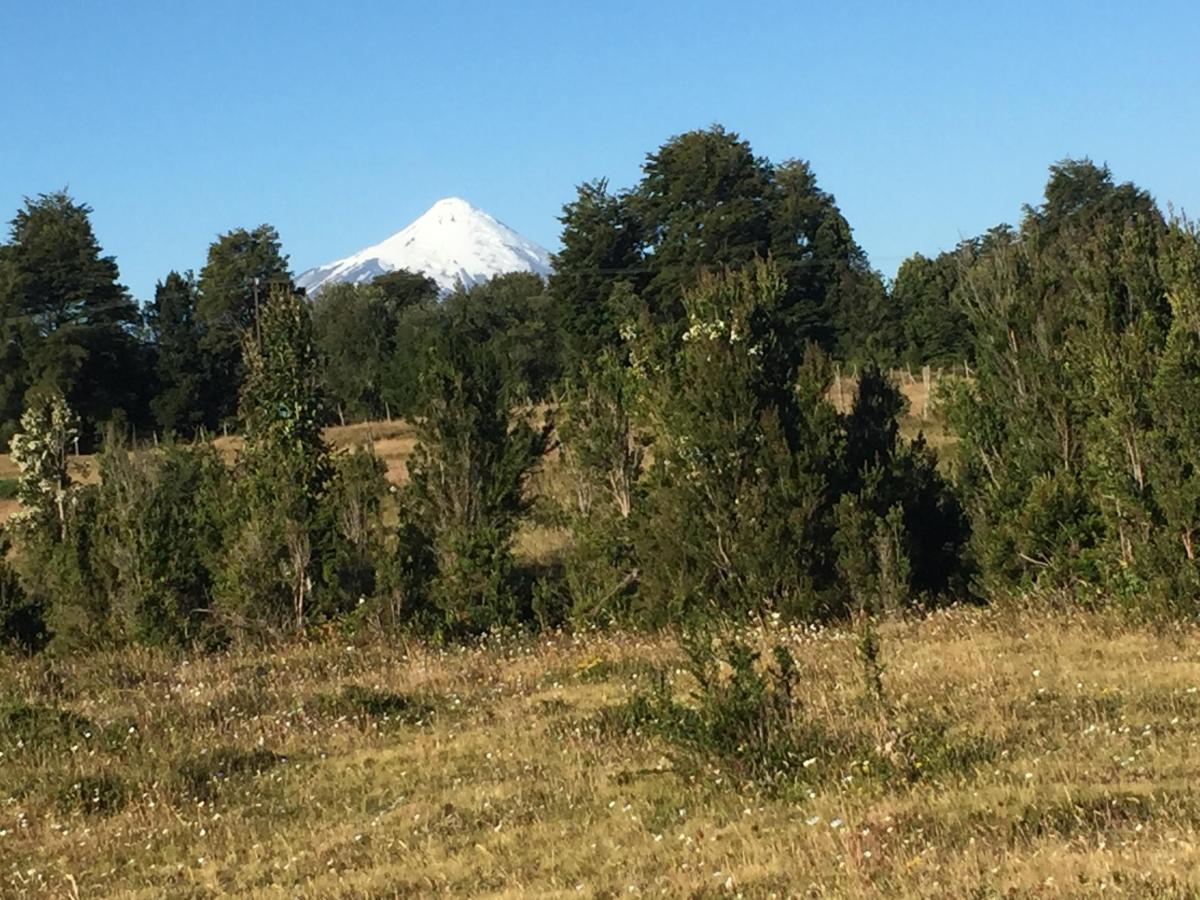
3,607,1200,897
12,374,1198,897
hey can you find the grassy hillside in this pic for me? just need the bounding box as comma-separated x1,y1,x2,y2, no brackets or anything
3,607,1199,897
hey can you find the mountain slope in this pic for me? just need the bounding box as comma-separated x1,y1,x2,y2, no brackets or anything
296,197,553,296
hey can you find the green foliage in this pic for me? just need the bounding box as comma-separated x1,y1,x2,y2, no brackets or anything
1135,221,1200,611
324,445,391,611
397,306,550,635
0,529,45,653
216,285,335,638
21,485,106,650
171,746,283,803
0,191,147,446
834,498,911,616
89,438,229,647
313,270,439,422
196,224,292,427
8,388,78,539
612,631,821,789
891,248,974,366
551,126,890,368
667,632,809,786
56,773,128,816
634,261,843,621
441,273,560,402
380,302,441,421
947,160,1200,614
146,271,209,436
554,350,646,623
12,430,229,650
0,702,94,747
550,179,645,367
842,367,970,605
307,684,435,728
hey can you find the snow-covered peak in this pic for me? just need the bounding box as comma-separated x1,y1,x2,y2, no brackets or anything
296,198,553,297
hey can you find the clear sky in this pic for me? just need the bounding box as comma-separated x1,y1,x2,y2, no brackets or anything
2,0,1197,302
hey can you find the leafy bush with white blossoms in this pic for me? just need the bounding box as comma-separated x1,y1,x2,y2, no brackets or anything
633,260,845,622
9,390,78,538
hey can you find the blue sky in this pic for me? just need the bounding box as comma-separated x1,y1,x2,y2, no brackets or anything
2,0,1197,302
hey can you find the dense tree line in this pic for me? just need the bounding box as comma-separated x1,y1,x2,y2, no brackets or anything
2,127,1199,654
945,161,1200,613
0,127,951,450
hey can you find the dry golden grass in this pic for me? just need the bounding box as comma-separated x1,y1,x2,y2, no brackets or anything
3,608,1200,897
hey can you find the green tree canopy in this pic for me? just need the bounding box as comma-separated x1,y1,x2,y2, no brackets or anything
550,125,891,368
146,270,208,435
0,191,145,444
196,224,292,426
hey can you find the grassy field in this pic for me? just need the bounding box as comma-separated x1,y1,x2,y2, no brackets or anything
3,607,1200,897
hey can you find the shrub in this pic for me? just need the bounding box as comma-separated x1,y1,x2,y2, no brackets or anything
555,350,645,624
633,262,843,622
308,684,435,728
840,366,970,608
90,437,229,647
324,446,392,615
609,630,825,789
0,528,45,652
57,773,127,816
0,702,93,748
172,746,283,803
7,389,78,539
397,307,550,635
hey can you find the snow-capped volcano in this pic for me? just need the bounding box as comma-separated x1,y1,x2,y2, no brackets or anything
296,197,553,297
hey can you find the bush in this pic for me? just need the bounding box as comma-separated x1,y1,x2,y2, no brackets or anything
0,529,45,652
172,746,283,802
555,350,645,624
604,631,826,789
324,446,391,613
632,263,843,622
666,632,814,786
57,773,127,816
0,702,94,748
840,367,970,609
90,438,229,647
27,486,109,651
397,306,549,635
307,684,435,728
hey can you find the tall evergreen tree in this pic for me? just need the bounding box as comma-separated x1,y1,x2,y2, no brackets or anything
313,282,392,423
216,284,332,636
0,191,145,444
634,260,844,620
196,224,292,426
550,126,889,369
549,179,645,369
948,160,1167,596
441,272,560,401
397,302,550,634
312,269,440,423
891,248,974,366
146,271,208,435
